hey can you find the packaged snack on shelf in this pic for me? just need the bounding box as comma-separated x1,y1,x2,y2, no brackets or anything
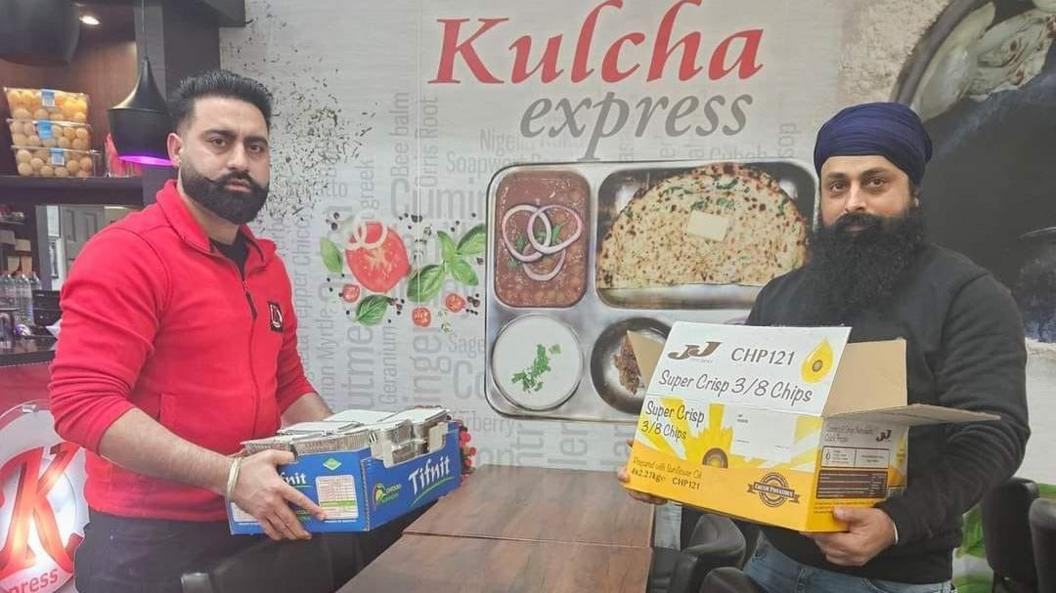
4,87,90,124
10,145,101,177
7,118,92,150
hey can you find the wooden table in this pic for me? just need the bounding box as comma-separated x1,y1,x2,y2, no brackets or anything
335,534,652,593
405,465,654,548
338,466,655,592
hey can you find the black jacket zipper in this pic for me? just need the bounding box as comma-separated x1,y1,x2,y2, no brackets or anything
242,279,257,320
212,239,265,437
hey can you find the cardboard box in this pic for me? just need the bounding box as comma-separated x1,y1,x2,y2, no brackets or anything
228,422,462,534
623,322,996,532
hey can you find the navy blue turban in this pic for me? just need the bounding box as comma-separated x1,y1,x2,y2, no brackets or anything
813,102,933,187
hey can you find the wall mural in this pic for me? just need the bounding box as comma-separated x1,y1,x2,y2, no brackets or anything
217,0,1056,490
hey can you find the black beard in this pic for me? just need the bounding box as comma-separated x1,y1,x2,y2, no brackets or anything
806,207,927,324
181,161,269,226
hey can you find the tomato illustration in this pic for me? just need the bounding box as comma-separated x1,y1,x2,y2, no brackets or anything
340,284,360,303
412,307,431,327
345,222,410,293
445,293,466,313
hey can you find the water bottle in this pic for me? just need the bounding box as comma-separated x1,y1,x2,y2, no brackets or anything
13,273,29,326
29,272,40,325
21,273,36,326
0,273,13,310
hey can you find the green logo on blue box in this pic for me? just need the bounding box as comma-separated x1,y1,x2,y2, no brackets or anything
373,482,401,507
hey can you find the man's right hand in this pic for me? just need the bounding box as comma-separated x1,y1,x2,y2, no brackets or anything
617,439,669,506
230,450,327,541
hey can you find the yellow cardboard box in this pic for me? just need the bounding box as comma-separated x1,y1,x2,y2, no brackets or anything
623,322,995,532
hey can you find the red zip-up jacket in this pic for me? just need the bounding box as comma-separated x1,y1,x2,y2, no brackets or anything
49,180,316,521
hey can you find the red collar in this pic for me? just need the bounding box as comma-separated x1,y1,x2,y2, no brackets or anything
155,179,273,270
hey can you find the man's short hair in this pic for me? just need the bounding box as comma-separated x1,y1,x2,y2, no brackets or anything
169,69,273,132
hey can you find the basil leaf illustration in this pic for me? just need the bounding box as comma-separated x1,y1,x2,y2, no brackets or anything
456,224,487,257
320,237,343,274
438,231,458,263
449,258,479,287
355,295,389,326
407,264,445,302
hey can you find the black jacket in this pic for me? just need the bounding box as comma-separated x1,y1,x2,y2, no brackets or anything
747,243,1029,583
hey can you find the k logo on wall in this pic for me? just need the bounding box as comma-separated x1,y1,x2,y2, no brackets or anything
0,401,88,593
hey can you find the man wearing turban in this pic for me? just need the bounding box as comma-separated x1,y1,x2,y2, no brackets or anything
621,103,1029,592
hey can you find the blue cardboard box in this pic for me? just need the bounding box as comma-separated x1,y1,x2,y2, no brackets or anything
228,423,462,534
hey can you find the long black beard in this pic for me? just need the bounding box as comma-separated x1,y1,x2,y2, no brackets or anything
181,160,269,226
806,207,927,324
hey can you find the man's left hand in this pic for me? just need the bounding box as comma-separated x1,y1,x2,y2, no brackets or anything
804,507,897,567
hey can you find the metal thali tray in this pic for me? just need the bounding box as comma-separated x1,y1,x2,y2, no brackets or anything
484,159,818,423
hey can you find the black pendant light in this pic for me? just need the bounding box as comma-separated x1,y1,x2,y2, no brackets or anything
108,57,173,166
0,0,80,65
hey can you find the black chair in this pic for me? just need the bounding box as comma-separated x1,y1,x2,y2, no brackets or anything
319,504,431,585
1030,498,1056,593
682,506,761,563
317,533,364,588
732,519,760,560
701,567,764,593
181,537,333,593
981,477,1040,593
649,511,746,593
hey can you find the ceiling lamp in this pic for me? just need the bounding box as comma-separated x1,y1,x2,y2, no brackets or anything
0,0,80,65
108,58,173,166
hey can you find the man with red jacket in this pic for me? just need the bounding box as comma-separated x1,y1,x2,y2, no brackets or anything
50,70,332,593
